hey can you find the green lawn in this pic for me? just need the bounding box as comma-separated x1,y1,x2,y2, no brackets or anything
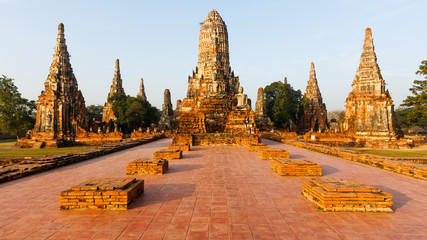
0,139,94,158
354,149,427,158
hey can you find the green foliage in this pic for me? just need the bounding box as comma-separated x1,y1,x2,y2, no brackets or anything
264,81,303,130
0,75,36,137
109,93,160,133
327,110,345,123
402,60,427,128
87,104,103,121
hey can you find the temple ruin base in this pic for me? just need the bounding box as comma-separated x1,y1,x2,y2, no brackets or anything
272,159,322,176
171,133,259,146
258,149,290,160
168,144,190,152
246,143,270,152
302,178,393,213
153,150,182,160
60,178,144,210
126,159,168,175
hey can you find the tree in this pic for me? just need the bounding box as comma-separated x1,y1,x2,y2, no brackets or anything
402,60,427,128
0,75,36,137
87,104,103,121
327,110,345,123
264,81,303,130
109,93,160,133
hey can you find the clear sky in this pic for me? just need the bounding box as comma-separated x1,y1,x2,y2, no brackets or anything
0,0,425,111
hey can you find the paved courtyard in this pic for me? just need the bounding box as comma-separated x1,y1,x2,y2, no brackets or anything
0,138,426,240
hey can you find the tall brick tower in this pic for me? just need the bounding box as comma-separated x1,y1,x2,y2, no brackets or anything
341,28,402,141
30,23,88,146
300,62,328,132
102,59,125,127
176,10,255,133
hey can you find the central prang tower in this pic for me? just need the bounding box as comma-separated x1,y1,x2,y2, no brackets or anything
176,10,255,134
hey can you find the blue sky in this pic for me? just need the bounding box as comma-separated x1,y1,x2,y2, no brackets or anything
0,0,425,111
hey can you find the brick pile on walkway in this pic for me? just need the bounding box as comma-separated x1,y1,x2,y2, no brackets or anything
153,149,182,160
60,178,144,210
126,159,168,175
272,158,322,176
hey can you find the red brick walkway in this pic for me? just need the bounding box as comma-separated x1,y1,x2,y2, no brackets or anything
0,138,426,239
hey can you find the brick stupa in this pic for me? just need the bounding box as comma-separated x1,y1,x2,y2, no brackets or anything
300,62,328,132
20,23,89,147
102,59,125,131
158,89,176,129
341,28,402,141
175,10,256,134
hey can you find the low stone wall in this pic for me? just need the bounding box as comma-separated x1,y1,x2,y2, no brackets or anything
126,159,168,175
171,133,259,146
0,134,164,184
261,133,427,181
303,132,356,147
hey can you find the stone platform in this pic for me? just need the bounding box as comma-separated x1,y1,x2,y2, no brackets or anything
272,159,322,176
60,178,144,210
168,144,190,152
258,149,290,160
246,143,270,152
153,149,182,160
126,159,168,175
302,178,393,213
171,133,259,146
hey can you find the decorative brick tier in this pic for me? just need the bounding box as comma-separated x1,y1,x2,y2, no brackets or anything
168,144,190,152
153,149,182,160
302,178,393,213
60,178,144,210
247,143,270,152
272,159,322,176
126,159,168,175
258,149,290,160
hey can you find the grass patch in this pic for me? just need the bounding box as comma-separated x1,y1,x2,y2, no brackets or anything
353,149,427,158
0,139,17,147
0,146,95,158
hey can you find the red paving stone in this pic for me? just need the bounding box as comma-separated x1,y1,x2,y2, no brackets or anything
0,138,427,239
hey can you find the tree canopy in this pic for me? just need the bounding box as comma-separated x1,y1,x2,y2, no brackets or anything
264,81,303,130
401,60,427,128
0,75,36,137
109,93,160,133
87,104,103,122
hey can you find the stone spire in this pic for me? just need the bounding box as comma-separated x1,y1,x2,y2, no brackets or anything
158,89,176,129
32,23,88,143
300,62,327,132
107,59,125,99
284,77,288,85
186,9,240,98
304,62,322,101
137,77,147,101
255,87,272,131
341,28,402,142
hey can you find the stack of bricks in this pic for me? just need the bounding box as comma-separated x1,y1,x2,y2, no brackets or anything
259,149,290,160
60,178,144,210
126,158,168,175
302,178,393,213
247,143,270,152
153,149,182,160
168,144,190,152
272,159,322,176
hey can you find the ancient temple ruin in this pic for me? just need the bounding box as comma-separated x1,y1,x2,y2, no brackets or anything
341,28,402,141
102,59,125,131
19,23,89,147
299,62,328,132
175,9,255,134
158,89,176,129
254,87,272,131
137,77,147,101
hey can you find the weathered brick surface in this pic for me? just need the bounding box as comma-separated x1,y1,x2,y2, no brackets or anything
153,149,182,160
258,149,290,160
171,134,194,146
247,143,270,152
60,178,144,210
262,133,427,181
272,158,322,176
171,133,259,146
126,158,168,175
168,144,190,152
302,178,393,213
